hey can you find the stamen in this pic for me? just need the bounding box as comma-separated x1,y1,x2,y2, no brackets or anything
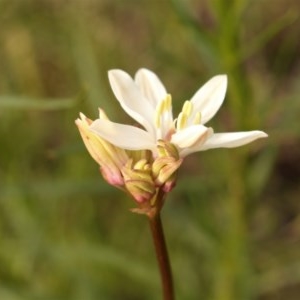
165,94,172,110
155,100,165,128
182,100,193,117
154,94,173,130
177,112,187,130
176,100,194,130
193,112,201,125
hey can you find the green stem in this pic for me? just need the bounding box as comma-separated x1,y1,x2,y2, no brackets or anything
148,212,174,300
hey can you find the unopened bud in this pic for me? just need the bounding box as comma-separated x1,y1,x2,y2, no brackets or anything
153,140,182,192
75,112,128,186
157,140,180,159
122,160,156,203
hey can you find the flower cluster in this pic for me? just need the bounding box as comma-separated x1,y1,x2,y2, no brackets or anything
76,68,267,213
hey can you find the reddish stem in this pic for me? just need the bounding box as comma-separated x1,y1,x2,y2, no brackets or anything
148,212,174,300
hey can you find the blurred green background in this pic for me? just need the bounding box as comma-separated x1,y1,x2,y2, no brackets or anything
0,0,300,299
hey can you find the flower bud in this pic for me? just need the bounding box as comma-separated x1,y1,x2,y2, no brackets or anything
156,139,180,159
121,159,156,203
153,140,183,192
75,112,128,186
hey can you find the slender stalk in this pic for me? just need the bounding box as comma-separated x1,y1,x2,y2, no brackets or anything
148,212,174,300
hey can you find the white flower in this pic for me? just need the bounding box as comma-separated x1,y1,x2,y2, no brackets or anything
90,68,267,157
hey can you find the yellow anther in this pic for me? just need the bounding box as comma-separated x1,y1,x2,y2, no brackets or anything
193,112,201,125
154,94,173,129
165,94,172,110
177,112,187,130
155,100,165,128
182,100,193,117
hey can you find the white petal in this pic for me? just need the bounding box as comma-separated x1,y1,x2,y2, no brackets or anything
171,125,209,148
178,128,213,157
90,119,156,151
108,69,156,136
134,68,168,108
200,131,268,151
190,75,227,124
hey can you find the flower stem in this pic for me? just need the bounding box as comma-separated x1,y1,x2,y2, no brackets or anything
148,212,174,300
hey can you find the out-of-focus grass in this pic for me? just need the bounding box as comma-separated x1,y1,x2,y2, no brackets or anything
0,0,300,299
